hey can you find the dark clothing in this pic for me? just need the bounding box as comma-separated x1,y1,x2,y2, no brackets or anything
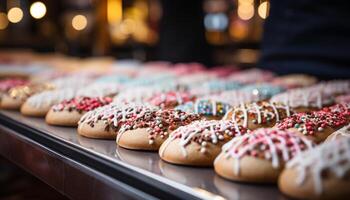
259,0,350,79
157,0,212,65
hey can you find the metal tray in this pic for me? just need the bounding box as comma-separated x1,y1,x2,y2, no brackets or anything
0,110,287,200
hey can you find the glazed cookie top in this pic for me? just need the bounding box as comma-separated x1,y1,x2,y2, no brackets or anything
218,128,315,174
326,124,350,141
52,96,112,113
335,94,350,104
118,109,202,144
0,79,28,92
277,110,348,136
240,84,284,100
323,103,350,118
26,88,77,108
175,99,232,117
147,91,195,109
270,88,334,109
223,101,292,128
189,79,241,96
160,120,249,157
48,76,92,89
286,138,350,194
77,82,121,98
207,90,261,107
312,80,350,96
228,69,275,84
78,103,159,132
9,84,53,100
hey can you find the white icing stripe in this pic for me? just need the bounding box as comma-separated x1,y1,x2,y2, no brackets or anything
219,128,314,176
287,138,350,194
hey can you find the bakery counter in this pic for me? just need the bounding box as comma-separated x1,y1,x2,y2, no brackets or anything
0,110,286,200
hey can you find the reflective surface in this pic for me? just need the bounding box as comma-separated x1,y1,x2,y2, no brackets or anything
1,111,287,200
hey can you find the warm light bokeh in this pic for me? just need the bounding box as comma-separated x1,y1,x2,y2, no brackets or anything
30,2,47,19
7,7,23,23
72,15,88,31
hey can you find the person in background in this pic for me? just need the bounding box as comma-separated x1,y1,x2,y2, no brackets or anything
259,0,350,79
157,0,212,66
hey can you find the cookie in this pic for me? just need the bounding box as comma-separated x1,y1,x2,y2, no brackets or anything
277,109,348,143
312,80,350,96
189,79,241,96
223,101,292,130
159,120,249,166
214,128,314,183
325,124,350,142
46,96,112,126
117,109,202,151
21,88,77,117
207,90,261,107
279,138,350,200
270,88,334,112
272,74,317,89
76,82,121,98
0,84,52,110
335,94,350,104
147,91,195,109
0,78,28,93
240,84,284,100
175,99,232,120
78,103,158,139
228,68,275,84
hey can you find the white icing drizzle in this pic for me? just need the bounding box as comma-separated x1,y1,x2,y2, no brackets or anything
218,128,314,176
225,101,289,128
159,120,246,158
286,138,350,195
270,88,333,109
26,88,77,108
79,103,158,129
77,82,121,97
49,76,92,89
327,124,350,141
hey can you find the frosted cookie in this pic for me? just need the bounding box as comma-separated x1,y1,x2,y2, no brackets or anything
312,80,350,96
277,110,348,143
147,91,195,109
335,94,350,104
270,88,334,112
323,103,350,119
0,78,28,94
0,84,52,110
21,88,77,117
78,103,158,139
272,74,317,89
240,84,284,100
228,68,275,84
175,99,232,120
223,101,292,130
46,96,112,126
159,120,249,166
214,128,314,183
279,138,350,200
325,124,350,142
77,82,121,98
207,90,261,107
48,76,92,89
189,79,241,96
117,109,202,151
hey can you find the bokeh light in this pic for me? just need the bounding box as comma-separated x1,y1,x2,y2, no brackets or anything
30,2,47,19
72,15,87,31
0,13,9,30
7,7,23,23
258,2,269,19
237,5,254,20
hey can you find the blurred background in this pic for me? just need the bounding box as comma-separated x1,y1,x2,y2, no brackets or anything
0,0,269,67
